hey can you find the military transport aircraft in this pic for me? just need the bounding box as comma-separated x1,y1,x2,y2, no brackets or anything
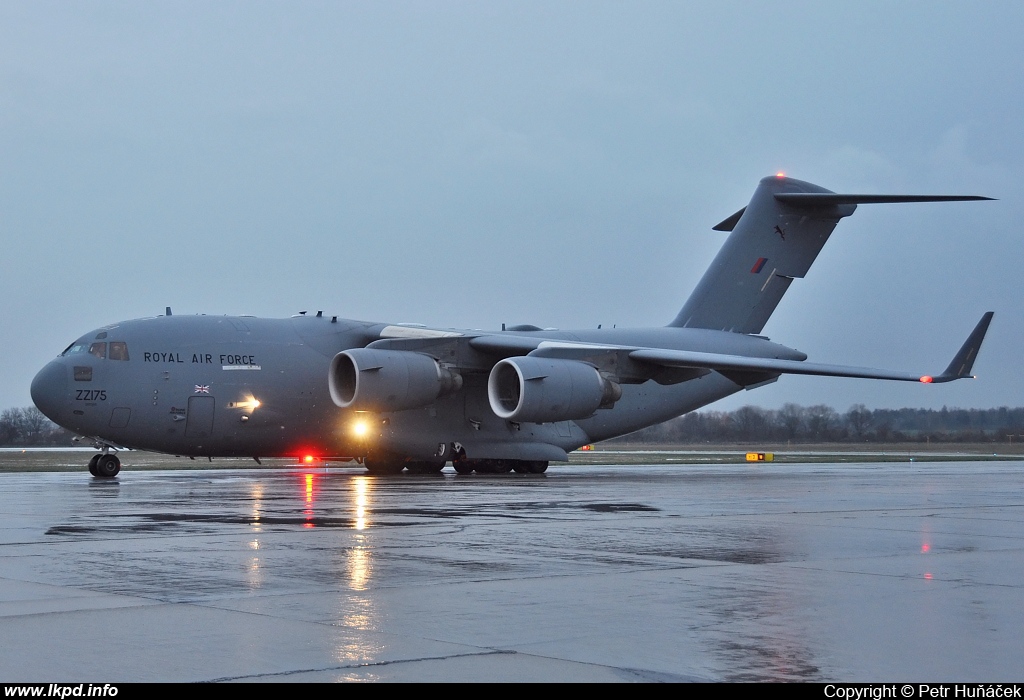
31,175,994,477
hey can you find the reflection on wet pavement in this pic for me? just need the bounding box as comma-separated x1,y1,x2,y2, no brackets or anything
0,462,1022,681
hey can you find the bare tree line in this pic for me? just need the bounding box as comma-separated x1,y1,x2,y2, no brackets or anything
0,407,75,447
609,404,1024,445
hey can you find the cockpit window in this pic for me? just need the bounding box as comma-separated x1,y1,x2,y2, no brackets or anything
88,342,107,359
61,343,86,356
109,342,129,361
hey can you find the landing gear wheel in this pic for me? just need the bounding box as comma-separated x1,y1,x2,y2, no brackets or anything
364,457,405,475
492,460,513,474
471,460,494,474
453,460,474,475
94,454,121,478
88,454,100,476
527,460,548,474
405,460,446,474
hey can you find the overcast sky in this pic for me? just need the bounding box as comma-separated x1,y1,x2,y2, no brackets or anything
2,1,1021,413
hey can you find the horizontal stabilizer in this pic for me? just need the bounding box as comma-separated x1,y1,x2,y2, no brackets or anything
774,193,994,207
712,207,746,231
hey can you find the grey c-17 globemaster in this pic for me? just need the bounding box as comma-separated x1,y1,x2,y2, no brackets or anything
31,175,995,477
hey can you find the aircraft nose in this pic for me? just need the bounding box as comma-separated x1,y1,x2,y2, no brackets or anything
31,361,68,424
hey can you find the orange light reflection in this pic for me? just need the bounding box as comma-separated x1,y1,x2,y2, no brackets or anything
303,472,317,528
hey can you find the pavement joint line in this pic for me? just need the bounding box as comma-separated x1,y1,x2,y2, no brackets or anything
783,562,1024,588
203,649,517,682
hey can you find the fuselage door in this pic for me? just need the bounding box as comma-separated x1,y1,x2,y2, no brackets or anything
185,396,215,438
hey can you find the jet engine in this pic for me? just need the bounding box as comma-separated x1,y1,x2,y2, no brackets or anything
329,349,462,412
487,357,621,423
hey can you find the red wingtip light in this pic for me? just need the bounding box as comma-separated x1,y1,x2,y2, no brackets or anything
919,376,933,384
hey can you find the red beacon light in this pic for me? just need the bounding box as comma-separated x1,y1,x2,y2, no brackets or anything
302,454,316,464
919,376,934,384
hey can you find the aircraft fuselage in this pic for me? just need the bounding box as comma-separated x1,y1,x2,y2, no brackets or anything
31,313,803,463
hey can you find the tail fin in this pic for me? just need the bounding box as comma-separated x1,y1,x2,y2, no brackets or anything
670,175,992,334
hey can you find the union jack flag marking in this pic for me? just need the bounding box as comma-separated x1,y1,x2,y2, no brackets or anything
194,385,210,393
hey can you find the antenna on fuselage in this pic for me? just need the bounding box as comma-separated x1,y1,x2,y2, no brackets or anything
165,307,172,316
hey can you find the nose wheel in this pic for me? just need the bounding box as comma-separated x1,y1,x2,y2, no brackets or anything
88,453,121,478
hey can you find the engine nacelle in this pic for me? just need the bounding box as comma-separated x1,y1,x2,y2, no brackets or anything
330,349,462,412
487,357,621,423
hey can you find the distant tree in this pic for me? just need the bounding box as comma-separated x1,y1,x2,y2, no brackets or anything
0,407,73,446
0,408,19,445
805,405,838,441
777,403,804,441
846,404,872,441
733,405,770,441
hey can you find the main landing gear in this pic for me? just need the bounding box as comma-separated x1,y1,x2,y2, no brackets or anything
87,452,121,478
363,456,446,475
361,454,547,475
455,459,548,474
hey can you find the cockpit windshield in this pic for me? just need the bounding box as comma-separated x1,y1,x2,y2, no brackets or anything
61,341,130,360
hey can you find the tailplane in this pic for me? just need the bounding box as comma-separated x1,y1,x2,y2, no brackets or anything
670,175,992,334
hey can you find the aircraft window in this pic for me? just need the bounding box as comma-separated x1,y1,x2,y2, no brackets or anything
89,342,107,359
109,342,129,361
61,344,86,356
95,331,108,339
74,366,92,382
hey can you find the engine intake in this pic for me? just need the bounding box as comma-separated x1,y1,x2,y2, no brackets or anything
487,357,621,423
330,349,462,412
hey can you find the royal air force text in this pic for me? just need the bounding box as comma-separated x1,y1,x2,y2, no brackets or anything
142,352,257,365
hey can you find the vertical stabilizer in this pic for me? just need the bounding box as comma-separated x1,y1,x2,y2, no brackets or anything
670,176,854,333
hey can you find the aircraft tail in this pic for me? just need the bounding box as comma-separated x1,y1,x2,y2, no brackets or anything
669,175,991,334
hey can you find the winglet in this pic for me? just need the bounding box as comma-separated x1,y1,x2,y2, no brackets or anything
930,312,994,383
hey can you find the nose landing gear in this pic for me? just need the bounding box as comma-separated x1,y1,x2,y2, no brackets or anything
87,452,121,478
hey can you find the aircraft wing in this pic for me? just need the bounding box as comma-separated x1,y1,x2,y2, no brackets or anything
468,312,994,384
629,348,927,382
635,312,993,383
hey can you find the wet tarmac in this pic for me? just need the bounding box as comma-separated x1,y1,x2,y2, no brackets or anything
0,461,1022,682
